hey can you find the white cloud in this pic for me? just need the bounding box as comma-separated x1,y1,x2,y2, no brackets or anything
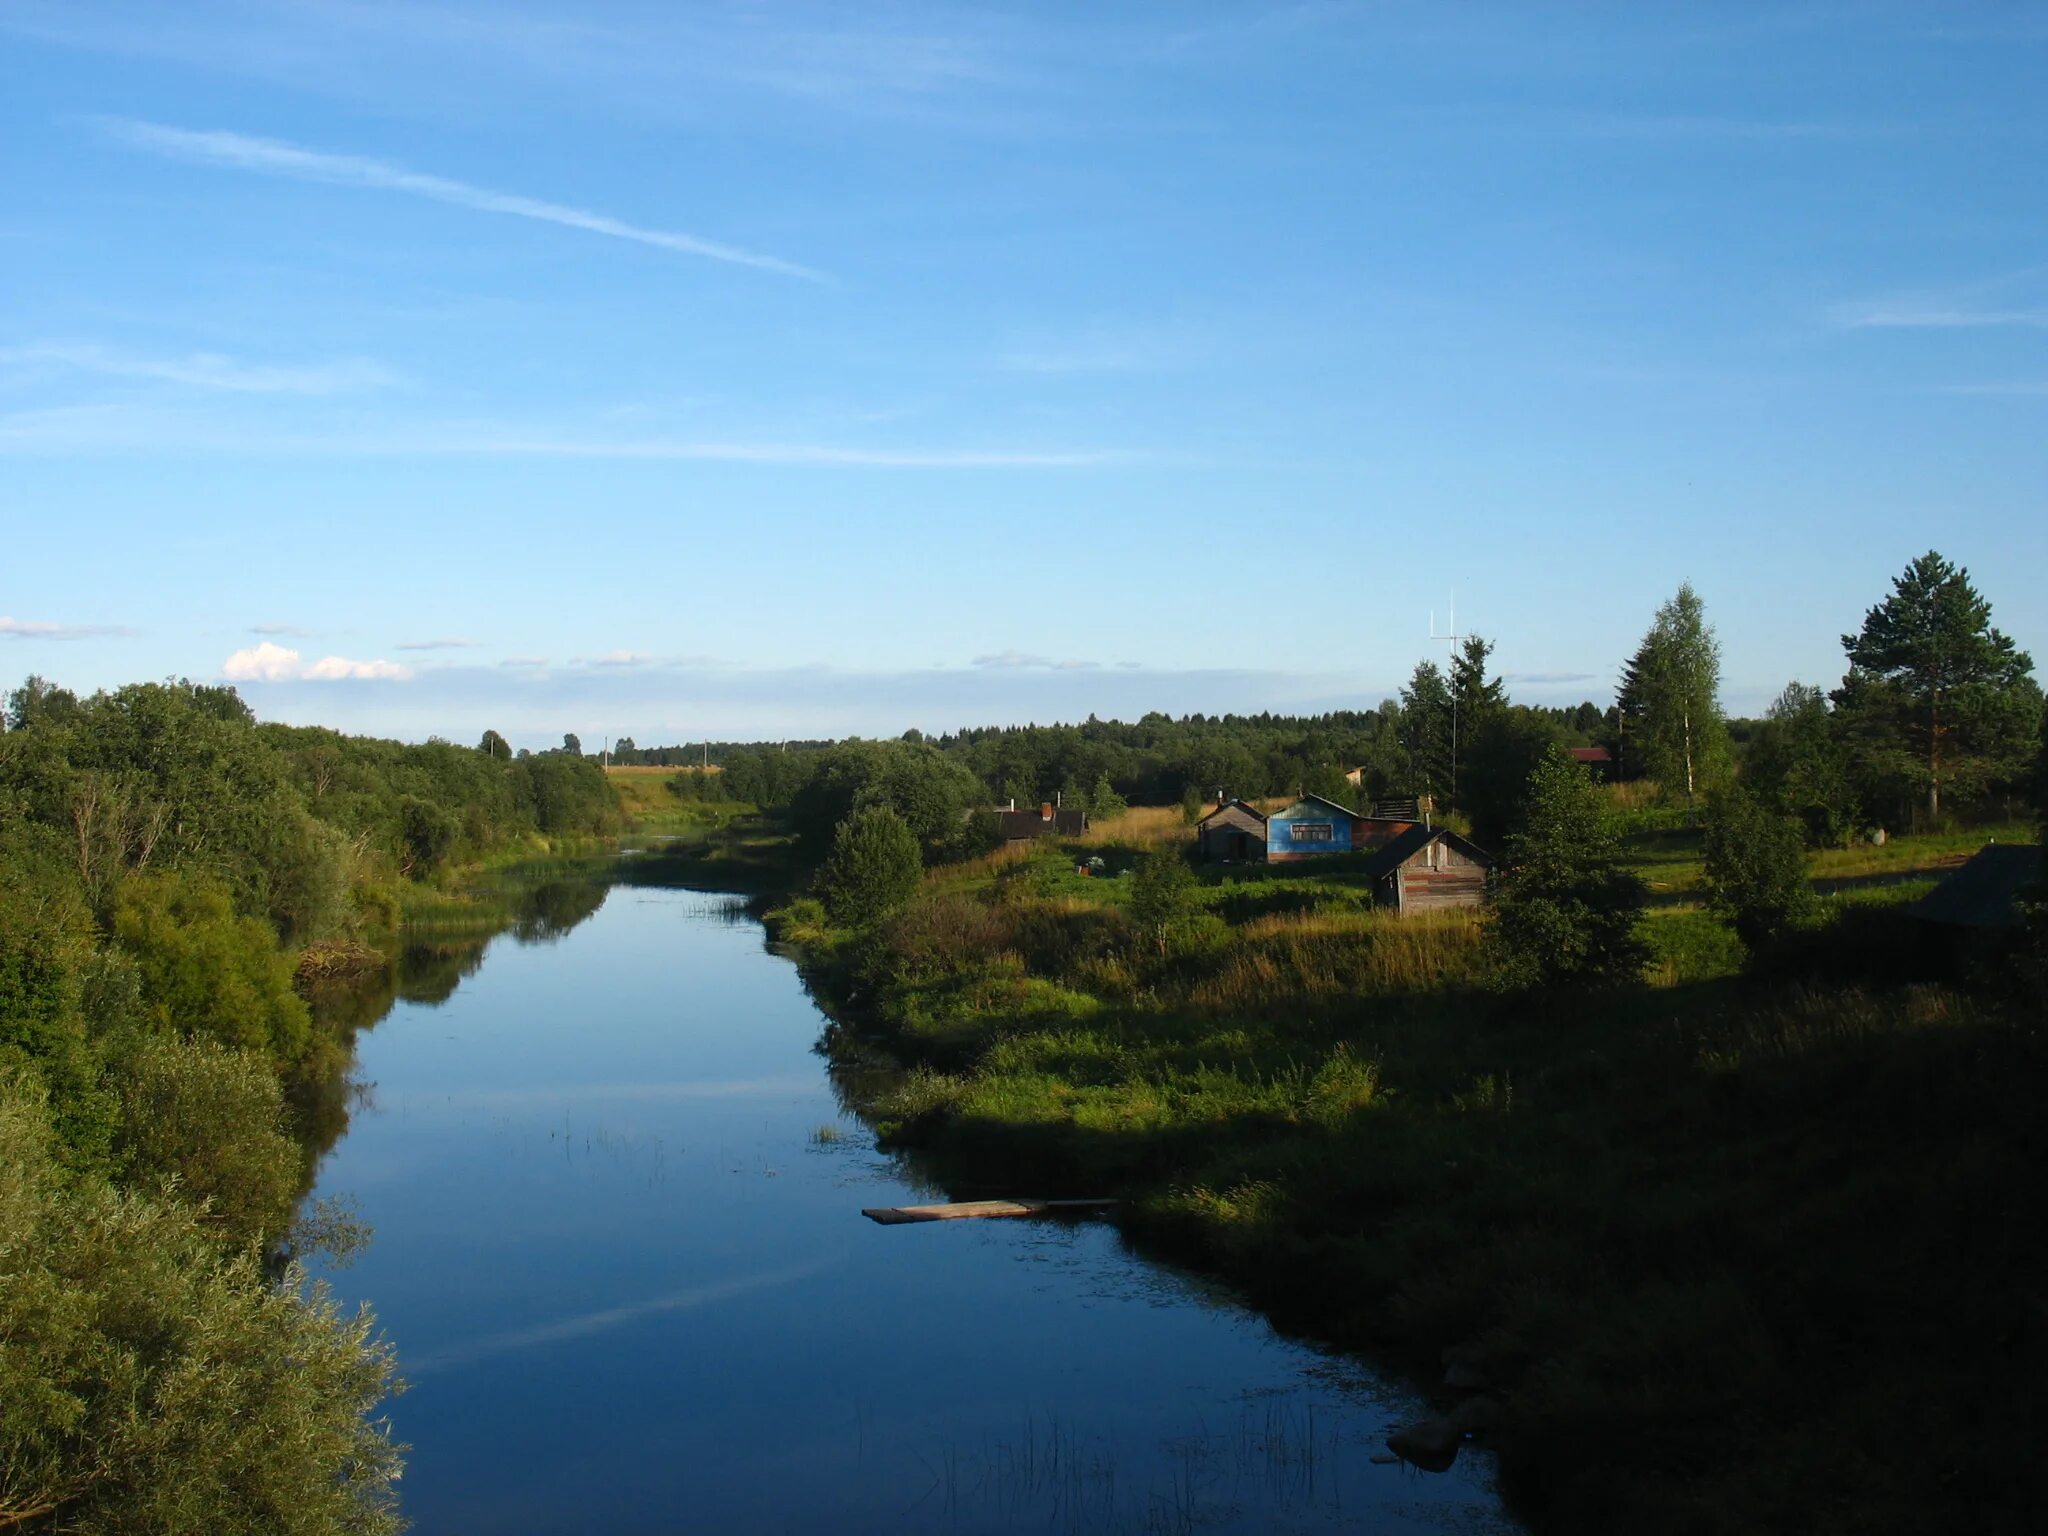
972,650,1100,670
98,119,827,282
0,341,398,394
579,650,654,668
395,636,476,651
223,640,411,681
1,615,134,639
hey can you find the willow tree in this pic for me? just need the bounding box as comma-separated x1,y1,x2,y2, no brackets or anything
1834,552,2038,820
1619,584,1730,811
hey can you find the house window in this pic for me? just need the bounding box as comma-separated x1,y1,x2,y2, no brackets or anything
1290,821,1333,842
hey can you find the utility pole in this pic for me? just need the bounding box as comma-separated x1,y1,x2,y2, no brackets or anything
1429,592,1468,811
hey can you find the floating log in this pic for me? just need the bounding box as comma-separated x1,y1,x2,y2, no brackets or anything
862,1199,1117,1226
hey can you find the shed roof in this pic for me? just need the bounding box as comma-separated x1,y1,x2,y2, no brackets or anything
1368,823,1495,876
1910,843,2041,929
1196,798,1267,827
1569,746,1613,764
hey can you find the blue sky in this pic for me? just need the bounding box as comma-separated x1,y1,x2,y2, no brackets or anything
4,2,2044,748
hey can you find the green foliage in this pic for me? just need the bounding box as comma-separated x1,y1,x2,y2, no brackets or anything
1400,660,1453,800
1834,551,2040,821
789,739,985,859
112,1035,302,1250
1485,749,1650,990
1128,850,1196,951
1745,682,1857,847
1701,785,1814,953
1461,708,1565,852
114,878,313,1062
818,805,923,928
0,1074,405,1536
1619,583,1732,807
396,794,458,878
1088,771,1127,820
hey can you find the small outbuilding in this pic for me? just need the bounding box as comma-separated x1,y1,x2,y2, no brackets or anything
1196,798,1268,862
1368,825,1494,914
1910,843,2040,930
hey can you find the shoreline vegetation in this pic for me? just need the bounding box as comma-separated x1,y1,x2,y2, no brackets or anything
752,800,2043,1535
3,552,2040,1535
1,680,620,1536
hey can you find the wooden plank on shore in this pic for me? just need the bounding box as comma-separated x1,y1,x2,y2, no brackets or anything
862,1199,1117,1225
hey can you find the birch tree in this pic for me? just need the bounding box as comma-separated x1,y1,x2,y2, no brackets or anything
1621,584,1730,811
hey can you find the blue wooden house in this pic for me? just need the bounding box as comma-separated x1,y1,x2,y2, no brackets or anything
1265,794,1372,861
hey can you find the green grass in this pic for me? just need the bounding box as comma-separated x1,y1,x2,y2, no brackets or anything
759,808,2046,1536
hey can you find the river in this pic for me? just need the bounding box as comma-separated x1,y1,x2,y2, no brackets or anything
309,878,1518,1535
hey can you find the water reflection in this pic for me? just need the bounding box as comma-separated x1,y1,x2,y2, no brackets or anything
305,878,1517,1536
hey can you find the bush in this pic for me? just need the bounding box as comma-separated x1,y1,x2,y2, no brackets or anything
1702,785,1814,953
1486,749,1650,990
818,805,922,928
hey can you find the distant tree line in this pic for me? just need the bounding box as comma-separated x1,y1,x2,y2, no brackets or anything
644,551,2039,857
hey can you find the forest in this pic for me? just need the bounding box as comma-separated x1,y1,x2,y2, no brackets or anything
0,678,617,1535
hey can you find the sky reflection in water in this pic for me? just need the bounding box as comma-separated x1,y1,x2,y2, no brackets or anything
311,886,1519,1535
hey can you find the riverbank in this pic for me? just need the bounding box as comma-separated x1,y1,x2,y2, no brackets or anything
762,823,2045,1535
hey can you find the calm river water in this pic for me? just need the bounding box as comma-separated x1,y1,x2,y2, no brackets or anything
309,881,1518,1535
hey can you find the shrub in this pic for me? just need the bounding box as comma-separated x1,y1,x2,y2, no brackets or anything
818,805,922,928
1701,785,1814,953
1485,749,1650,990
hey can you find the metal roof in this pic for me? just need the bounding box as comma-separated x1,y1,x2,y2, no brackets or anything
1910,843,2041,929
1367,823,1495,876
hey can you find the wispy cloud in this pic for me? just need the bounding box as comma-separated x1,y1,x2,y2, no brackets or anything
578,650,654,668
1504,670,1597,684
395,637,477,651
1830,303,2048,330
222,640,411,682
249,622,310,637
972,650,1099,670
406,1258,831,1376
499,656,549,669
0,341,398,394
0,400,1127,466
2,615,136,640
96,118,827,282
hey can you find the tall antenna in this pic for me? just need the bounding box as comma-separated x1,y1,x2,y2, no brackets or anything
1428,590,1468,809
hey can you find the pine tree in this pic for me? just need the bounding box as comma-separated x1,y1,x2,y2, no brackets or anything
1834,551,2038,820
1399,660,1453,803
1485,749,1650,990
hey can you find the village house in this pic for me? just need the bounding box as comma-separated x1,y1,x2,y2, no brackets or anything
1194,792,1494,913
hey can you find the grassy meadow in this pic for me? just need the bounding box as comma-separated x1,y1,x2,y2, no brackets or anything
767,800,2043,1535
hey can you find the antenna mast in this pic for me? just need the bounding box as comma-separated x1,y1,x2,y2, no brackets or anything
1429,591,1468,810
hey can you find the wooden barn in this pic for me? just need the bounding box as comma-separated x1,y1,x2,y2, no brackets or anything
1195,798,1267,861
1368,825,1493,914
